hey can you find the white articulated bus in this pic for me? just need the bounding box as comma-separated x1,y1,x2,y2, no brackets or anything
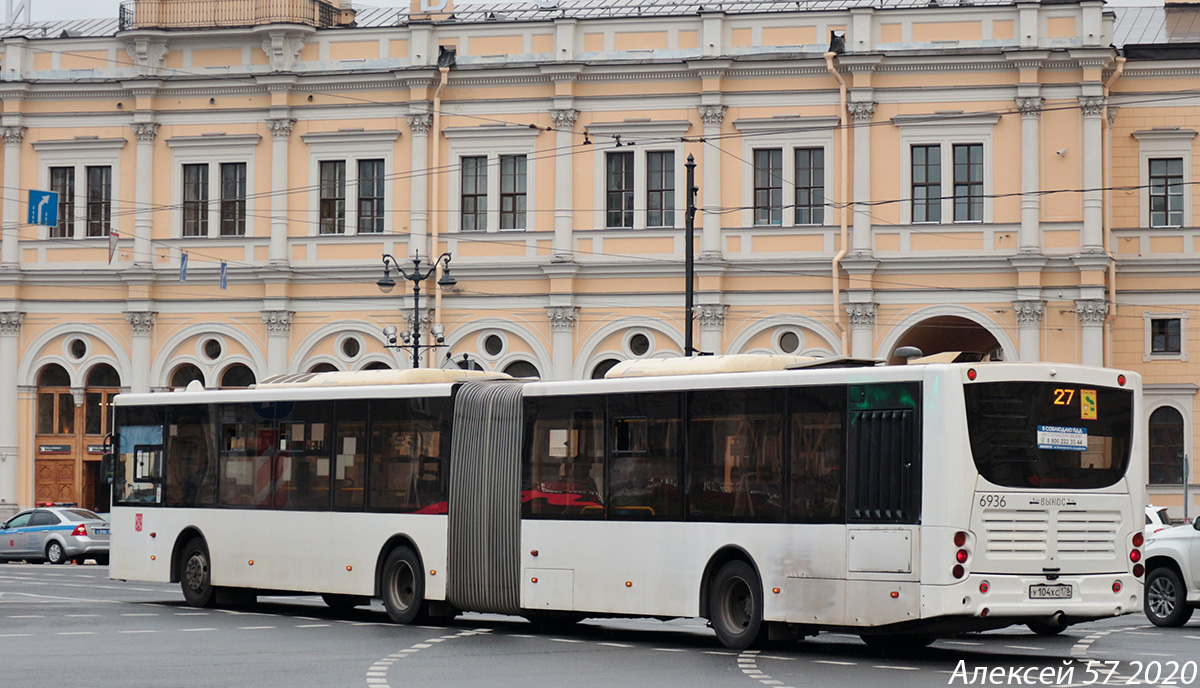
107,356,1146,650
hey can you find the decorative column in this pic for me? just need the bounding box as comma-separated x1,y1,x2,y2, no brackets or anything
124,311,156,393
1076,299,1108,367
130,123,158,267
1079,96,1105,253
697,304,728,356
1015,96,1043,253
407,113,433,259
845,302,876,359
0,312,21,509
1,126,25,268
266,118,295,266
847,101,876,255
262,310,293,376
1013,300,1044,362
697,105,726,259
550,108,578,262
546,306,578,381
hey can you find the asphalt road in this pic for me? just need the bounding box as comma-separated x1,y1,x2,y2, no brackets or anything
1,562,1197,688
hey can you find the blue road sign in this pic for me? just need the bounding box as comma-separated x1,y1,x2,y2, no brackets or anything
27,190,59,227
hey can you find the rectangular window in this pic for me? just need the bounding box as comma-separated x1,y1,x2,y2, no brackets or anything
753,149,783,226
688,388,784,522
794,147,825,226
646,151,675,228
357,159,385,234
1152,318,1182,354
606,151,634,228
953,143,984,222
609,393,682,520
499,154,527,230
217,404,275,508
368,397,454,513
164,405,217,508
789,386,846,522
85,165,112,238
333,400,368,511
911,145,941,223
1149,157,1184,228
319,160,346,235
274,401,334,511
219,162,247,237
460,156,488,232
49,166,74,239
522,395,606,519
182,163,209,238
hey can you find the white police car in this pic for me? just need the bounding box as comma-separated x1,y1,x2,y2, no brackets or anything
0,505,110,565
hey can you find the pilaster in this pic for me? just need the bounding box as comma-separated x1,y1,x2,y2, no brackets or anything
697,104,726,259
546,306,579,381
0,311,21,509
550,108,579,262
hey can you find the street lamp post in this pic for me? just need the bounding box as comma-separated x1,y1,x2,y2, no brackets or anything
376,251,456,369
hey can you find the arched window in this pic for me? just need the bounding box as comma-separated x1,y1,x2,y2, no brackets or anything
363,361,392,370
170,364,204,389
1150,406,1186,485
591,359,620,379
84,364,120,436
456,357,484,372
36,364,73,435
309,362,338,373
502,360,540,379
220,364,256,389
86,363,120,388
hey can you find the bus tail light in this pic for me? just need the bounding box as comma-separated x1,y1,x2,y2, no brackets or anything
967,368,977,381
1132,532,1144,548
952,564,965,579
954,531,968,547
956,549,969,564
1130,549,1141,563
71,524,86,536
1133,564,1144,578
1117,374,1126,386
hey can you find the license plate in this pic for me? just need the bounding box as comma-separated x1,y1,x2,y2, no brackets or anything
1029,584,1072,599
94,528,109,535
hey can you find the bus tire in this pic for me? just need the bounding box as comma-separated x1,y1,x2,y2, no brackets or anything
381,546,425,625
1146,567,1194,627
709,560,765,650
180,537,216,608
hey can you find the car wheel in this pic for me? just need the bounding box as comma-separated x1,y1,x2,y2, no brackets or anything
180,537,215,608
95,555,109,566
709,560,765,650
1146,567,1195,627
45,541,66,565
381,547,426,625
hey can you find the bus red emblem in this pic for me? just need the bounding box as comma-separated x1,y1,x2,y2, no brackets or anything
135,513,143,532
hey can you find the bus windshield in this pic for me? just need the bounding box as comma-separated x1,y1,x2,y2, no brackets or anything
964,382,1132,490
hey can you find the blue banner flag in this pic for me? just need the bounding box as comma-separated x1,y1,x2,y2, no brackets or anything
179,251,188,282
220,261,228,290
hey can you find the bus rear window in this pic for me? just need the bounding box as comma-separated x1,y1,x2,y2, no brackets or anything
963,382,1132,489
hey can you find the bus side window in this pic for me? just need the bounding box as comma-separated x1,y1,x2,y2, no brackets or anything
688,388,784,523
789,386,846,523
522,396,605,518
608,393,682,520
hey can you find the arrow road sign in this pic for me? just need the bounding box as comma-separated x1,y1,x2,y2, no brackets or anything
27,190,59,227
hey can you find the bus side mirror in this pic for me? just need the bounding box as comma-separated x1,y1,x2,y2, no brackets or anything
100,453,114,485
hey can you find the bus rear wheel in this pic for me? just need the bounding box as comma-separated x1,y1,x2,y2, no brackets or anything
709,560,765,650
381,547,425,624
180,537,215,608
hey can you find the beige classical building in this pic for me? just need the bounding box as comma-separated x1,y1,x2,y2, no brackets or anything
0,0,1196,517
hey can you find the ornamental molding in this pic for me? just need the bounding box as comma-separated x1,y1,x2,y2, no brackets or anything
549,108,579,130
403,309,435,331
1,126,25,145
697,304,728,331
1012,300,1045,327
71,387,84,408
1014,96,1043,119
124,311,157,336
697,104,727,127
130,122,159,143
1078,96,1106,118
125,38,168,77
266,118,296,140
847,101,876,124
0,311,22,335
260,31,309,72
845,302,877,328
1075,299,1109,325
406,113,434,136
546,306,579,332
262,310,294,335
1107,105,1119,127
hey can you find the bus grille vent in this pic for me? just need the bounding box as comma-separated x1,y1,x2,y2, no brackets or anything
1055,510,1119,557
847,409,918,522
982,509,1048,558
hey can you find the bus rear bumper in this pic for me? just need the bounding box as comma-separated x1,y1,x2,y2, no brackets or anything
940,573,1142,624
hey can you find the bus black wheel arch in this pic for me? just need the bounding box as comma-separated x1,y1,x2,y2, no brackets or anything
170,527,206,584
701,546,766,649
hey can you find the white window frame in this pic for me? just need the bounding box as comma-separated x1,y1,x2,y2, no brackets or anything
586,120,690,231
893,114,998,225
1133,129,1196,229
732,116,837,229
166,134,260,239
1144,385,1197,504
301,129,400,237
1144,310,1189,362
445,125,541,233
33,137,126,241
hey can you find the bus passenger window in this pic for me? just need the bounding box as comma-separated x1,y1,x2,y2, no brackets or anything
608,393,682,520
114,406,165,505
164,405,216,508
688,388,784,522
367,397,453,513
333,400,368,510
789,386,846,523
522,396,605,518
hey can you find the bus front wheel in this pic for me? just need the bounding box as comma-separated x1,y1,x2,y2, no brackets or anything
709,560,765,650
381,546,425,625
180,537,215,608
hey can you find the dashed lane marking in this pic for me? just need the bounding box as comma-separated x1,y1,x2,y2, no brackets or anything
739,649,796,688
297,624,331,628
872,665,919,671
57,631,95,635
236,626,275,630
179,628,217,632
600,642,634,648
1004,645,1043,651
813,660,857,666
365,628,491,688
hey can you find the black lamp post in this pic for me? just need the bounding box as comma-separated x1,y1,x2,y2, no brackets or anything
377,251,456,369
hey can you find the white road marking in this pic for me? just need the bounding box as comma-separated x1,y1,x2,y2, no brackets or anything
8,615,44,618
549,638,582,644
1004,645,1042,651
120,613,158,617
873,665,919,671
118,630,157,634
601,642,635,648
236,626,275,630
0,633,31,637
179,628,217,632
298,624,331,628
654,648,687,652
65,614,101,618
813,660,857,666
57,631,95,635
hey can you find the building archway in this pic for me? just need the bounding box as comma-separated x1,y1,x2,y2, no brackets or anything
35,362,122,511
882,313,1009,364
